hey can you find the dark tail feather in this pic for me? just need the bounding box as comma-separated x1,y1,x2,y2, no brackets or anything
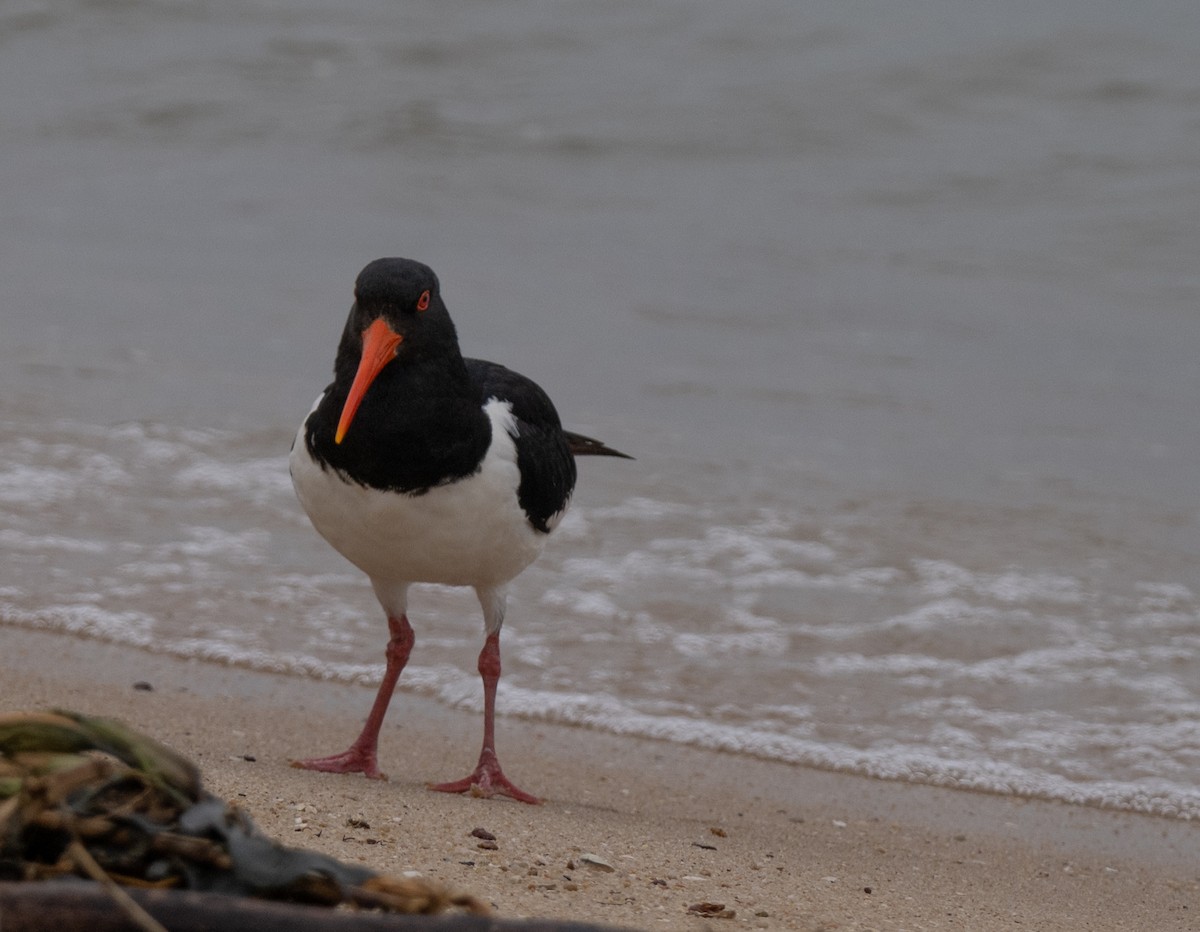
565,430,633,460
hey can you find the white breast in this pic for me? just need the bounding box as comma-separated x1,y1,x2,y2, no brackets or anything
290,398,548,589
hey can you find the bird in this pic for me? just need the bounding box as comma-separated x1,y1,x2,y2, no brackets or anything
288,257,630,804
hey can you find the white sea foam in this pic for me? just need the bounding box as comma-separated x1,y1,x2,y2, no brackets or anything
0,529,111,554
0,603,157,646
915,560,1085,604
673,629,791,658
173,456,294,507
154,527,270,564
0,465,83,506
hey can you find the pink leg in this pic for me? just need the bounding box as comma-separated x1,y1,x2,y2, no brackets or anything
291,614,414,780
429,632,540,804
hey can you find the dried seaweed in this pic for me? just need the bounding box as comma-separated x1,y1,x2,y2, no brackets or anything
0,709,486,925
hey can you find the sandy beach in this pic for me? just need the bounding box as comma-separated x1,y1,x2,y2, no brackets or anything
2,627,1196,931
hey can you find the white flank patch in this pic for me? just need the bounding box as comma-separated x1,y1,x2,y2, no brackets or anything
289,399,547,590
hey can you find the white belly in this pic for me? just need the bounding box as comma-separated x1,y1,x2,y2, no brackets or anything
290,399,548,589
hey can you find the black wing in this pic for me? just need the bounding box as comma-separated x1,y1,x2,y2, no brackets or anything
466,359,577,533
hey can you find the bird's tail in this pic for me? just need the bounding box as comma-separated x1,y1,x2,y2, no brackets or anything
564,431,633,460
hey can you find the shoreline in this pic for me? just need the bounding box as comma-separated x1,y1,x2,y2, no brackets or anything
2,627,1197,930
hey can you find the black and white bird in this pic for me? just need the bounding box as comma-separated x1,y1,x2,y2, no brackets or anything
289,257,629,804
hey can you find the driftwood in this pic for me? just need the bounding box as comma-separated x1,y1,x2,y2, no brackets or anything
0,883,624,931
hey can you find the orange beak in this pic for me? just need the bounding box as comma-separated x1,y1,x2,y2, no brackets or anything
335,317,403,444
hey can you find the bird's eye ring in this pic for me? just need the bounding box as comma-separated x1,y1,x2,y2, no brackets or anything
416,290,430,312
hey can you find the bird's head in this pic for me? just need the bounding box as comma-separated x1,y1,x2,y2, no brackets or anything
333,257,460,444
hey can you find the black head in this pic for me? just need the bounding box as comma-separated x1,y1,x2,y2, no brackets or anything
331,258,467,444
354,257,438,310
340,258,460,367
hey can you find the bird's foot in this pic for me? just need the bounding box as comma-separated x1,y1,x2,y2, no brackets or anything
291,747,387,781
428,753,540,804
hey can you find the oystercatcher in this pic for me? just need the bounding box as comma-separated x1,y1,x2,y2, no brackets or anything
289,257,630,804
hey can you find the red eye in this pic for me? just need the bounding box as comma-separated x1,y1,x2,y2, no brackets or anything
416,290,430,311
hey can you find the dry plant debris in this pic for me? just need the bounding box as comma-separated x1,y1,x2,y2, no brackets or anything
0,709,487,927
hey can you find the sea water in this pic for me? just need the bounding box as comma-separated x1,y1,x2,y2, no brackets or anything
2,0,1198,819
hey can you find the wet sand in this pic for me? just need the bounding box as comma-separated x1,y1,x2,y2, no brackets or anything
2,627,1196,930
